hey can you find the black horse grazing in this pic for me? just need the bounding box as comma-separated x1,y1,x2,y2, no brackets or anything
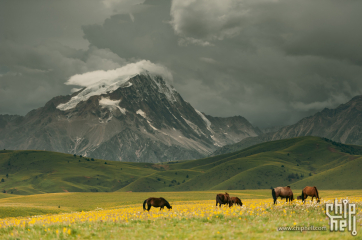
216,192,232,207
143,197,172,211
301,186,320,203
230,197,243,207
272,186,294,205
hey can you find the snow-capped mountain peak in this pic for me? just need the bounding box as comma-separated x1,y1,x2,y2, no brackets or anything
57,60,174,111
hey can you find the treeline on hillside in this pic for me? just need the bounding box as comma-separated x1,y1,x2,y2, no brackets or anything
323,138,362,155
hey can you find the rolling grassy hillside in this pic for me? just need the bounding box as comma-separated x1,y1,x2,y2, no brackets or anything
0,136,362,194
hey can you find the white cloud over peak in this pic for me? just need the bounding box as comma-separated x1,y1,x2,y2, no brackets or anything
65,60,173,87
57,60,173,111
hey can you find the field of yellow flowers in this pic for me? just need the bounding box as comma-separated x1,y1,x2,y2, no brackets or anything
0,196,361,239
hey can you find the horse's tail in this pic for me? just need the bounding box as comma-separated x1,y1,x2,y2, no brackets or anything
216,195,221,206
143,199,147,211
272,188,276,201
314,186,319,199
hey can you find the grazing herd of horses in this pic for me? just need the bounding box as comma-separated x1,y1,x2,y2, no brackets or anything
272,186,320,205
216,192,243,207
142,186,320,211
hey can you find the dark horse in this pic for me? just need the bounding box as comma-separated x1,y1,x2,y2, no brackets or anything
230,197,243,207
216,192,232,207
301,186,320,203
272,186,294,204
143,197,172,211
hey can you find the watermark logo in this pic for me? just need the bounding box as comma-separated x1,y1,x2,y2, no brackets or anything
277,225,326,232
326,198,357,236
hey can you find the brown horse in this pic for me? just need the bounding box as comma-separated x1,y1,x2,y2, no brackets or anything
143,197,172,211
216,192,232,207
230,197,243,207
301,186,320,203
272,186,294,204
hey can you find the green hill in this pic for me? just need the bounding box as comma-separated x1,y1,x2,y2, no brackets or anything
1,136,362,194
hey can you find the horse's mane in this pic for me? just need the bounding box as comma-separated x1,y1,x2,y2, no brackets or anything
159,197,169,203
159,197,171,207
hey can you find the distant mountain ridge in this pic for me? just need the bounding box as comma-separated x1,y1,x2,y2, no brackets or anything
212,95,362,156
0,73,260,162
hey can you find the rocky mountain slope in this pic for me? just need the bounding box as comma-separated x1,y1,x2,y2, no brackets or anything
0,68,260,162
212,95,362,156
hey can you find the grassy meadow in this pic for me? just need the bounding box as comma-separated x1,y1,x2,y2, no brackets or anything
0,190,361,239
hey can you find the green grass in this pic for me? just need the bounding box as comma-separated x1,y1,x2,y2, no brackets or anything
0,190,268,214
1,136,362,194
0,207,64,219
0,217,345,240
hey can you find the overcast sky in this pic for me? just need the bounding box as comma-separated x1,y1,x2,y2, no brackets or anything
1,0,362,128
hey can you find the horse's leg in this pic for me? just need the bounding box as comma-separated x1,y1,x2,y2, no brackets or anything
147,204,151,211
311,196,314,203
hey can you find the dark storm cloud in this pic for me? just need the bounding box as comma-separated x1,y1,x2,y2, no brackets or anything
80,0,362,127
1,0,362,128
0,0,132,115
171,0,362,64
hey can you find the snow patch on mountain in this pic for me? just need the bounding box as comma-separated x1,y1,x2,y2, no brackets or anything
136,109,146,118
136,109,157,130
57,60,172,111
147,120,158,130
99,97,126,114
195,109,213,132
150,77,178,102
181,116,205,136
210,135,222,147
